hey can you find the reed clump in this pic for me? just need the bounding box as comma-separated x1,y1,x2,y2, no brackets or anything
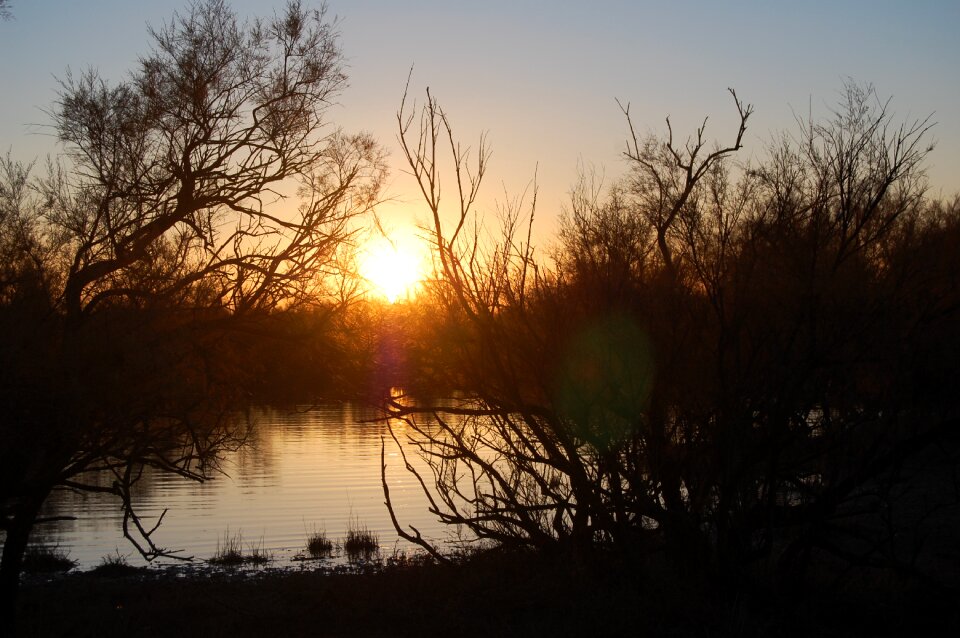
209,530,271,566
306,529,335,558
245,537,272,565
21,544,76,573
343,520,379,560
89,551,143,577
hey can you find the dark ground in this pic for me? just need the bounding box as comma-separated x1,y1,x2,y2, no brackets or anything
14,551,960,637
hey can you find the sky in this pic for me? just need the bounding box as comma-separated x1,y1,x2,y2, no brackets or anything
2,0,958,244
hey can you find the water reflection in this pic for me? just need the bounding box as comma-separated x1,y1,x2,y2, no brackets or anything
29,403,448,570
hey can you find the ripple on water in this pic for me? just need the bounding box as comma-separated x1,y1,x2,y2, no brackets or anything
27,404,453,570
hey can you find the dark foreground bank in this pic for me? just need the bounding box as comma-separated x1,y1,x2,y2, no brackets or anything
15,551,959,638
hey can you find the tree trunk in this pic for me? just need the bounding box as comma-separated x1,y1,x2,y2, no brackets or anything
0,496,45,637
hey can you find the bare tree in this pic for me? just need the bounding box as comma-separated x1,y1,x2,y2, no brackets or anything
382,78,956,596
381,84,756,561
381,85,580,557
0,0,384,626
618,90,752,278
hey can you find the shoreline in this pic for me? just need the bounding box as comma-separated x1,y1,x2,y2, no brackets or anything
17,550,959,637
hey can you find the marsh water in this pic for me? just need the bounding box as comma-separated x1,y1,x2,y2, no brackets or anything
26,402,453,570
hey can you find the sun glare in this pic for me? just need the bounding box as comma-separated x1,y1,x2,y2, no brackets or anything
359,234,425,303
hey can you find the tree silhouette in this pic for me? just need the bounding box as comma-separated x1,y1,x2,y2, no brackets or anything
384,80,958,593
0,0,383,626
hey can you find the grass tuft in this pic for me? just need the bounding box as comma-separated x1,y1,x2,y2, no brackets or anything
209,530,246,566
209,530,272,566
22,544,76,573
306,529,335,559
89,551,143,577
245,537,272,565
343,519,379,561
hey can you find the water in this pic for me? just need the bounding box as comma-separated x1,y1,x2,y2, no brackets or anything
26,402,454,570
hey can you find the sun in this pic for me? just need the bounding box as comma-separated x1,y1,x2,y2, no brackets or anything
359,234,426,303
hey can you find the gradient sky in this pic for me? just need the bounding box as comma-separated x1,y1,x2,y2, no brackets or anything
2,0,958,242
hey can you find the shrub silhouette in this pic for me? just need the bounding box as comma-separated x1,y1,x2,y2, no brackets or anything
384,80,959,593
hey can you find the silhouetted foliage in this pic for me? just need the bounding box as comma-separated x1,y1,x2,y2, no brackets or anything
0,0,383,627
384,80,959,595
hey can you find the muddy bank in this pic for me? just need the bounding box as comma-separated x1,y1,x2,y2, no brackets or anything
16,552,959,637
